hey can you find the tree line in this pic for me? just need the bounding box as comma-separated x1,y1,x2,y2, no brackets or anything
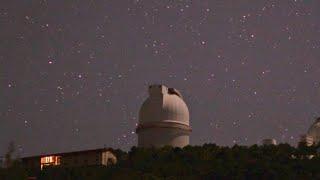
1,143,320,179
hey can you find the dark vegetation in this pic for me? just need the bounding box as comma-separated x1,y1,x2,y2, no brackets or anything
1,143,320,179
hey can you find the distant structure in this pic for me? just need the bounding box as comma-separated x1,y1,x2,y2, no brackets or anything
136,84,191,148
299,135,314,147
262,139,277,145
22,148,116,171
299,117,320,146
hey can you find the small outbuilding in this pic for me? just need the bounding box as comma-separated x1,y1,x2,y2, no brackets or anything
22,148,117,171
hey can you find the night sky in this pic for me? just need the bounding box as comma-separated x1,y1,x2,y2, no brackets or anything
1,0,320,157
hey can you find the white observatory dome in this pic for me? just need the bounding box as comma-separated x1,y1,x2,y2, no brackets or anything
139,85,189,126
307,118,320,144
136,84,191,148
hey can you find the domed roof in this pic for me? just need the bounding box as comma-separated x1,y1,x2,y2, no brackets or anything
139,85,189,126
307,117,320,144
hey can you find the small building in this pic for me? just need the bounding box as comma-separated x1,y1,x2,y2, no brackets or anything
299,135,314,146
262,139,277,145
22,148,117,171
304,117,320,145
297,117,320,146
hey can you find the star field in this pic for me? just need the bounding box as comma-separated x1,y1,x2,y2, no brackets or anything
1,0,320,156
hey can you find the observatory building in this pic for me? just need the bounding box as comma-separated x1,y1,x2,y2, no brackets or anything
136,85,191,148
300,117,320,146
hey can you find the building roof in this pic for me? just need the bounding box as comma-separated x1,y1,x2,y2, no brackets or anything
21,147,114,159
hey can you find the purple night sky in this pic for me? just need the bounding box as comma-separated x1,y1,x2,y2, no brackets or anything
1,0,320,156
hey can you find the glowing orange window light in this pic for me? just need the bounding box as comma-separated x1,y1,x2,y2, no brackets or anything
40,156,61,170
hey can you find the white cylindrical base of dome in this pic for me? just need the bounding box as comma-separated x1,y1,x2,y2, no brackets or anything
138,128,189,148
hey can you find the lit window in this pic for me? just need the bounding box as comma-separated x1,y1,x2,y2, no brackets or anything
40,156,61,170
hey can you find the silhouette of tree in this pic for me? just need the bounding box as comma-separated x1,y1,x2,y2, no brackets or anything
0,142,27,180
4,144,320,179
